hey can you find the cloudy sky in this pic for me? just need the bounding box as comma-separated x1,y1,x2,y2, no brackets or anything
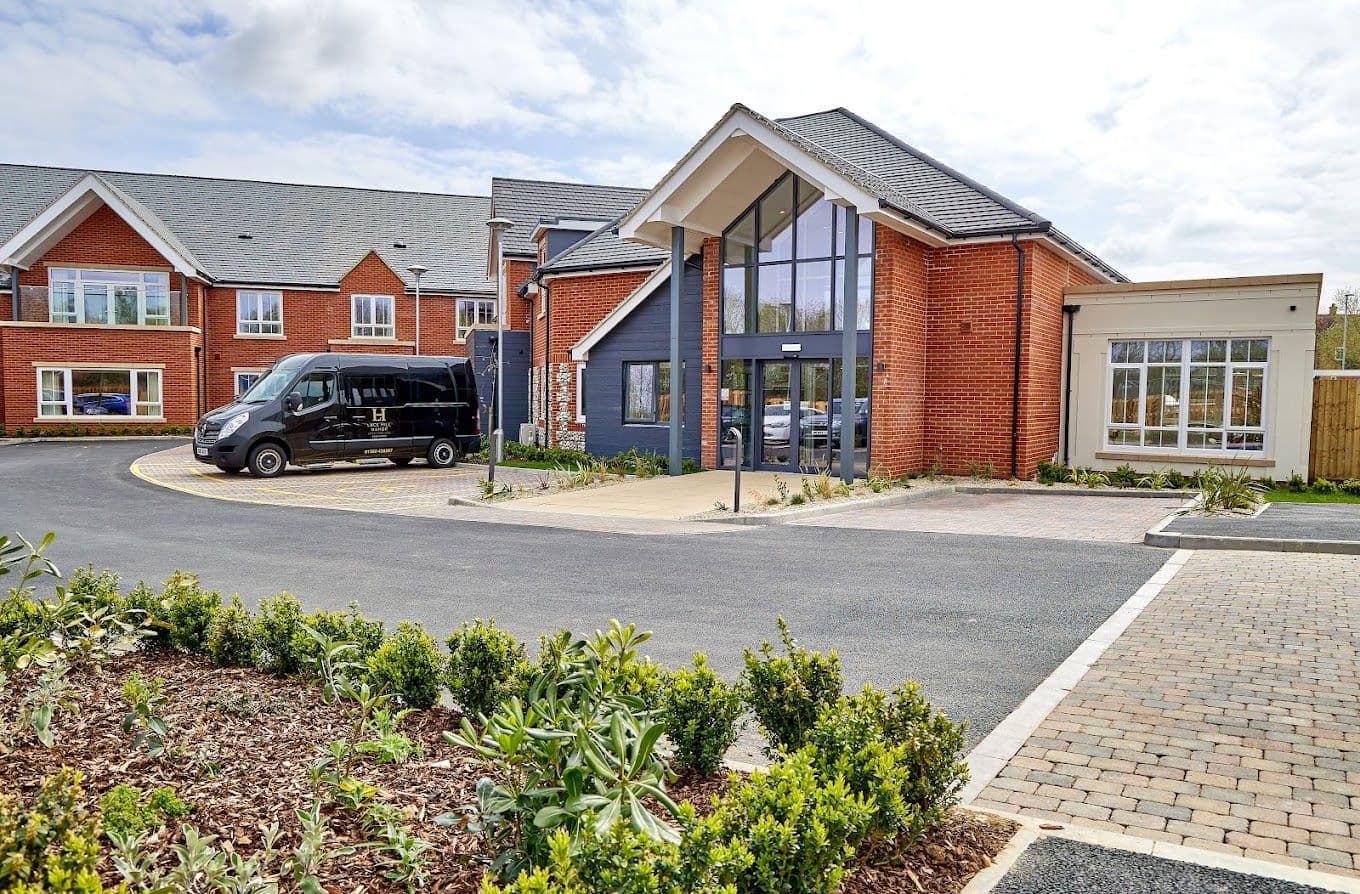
2,0,1356,297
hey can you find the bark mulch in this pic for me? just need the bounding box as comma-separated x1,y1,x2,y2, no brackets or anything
0,651,1016,893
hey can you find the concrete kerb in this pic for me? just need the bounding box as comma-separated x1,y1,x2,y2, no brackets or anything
958,484,1199,500
960,548,1192,804
961,806,1360,894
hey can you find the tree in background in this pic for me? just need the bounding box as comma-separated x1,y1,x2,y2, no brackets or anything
1317,286,1360,370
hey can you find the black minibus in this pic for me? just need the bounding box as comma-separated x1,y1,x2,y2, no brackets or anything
193,353,480,478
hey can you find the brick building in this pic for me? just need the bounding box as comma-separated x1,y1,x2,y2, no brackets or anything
0,166,502,431
2,104,1318,479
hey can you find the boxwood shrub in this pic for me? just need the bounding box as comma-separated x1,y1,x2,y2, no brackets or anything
444,618,530,718
368,621,443,709
740,618,841,755
205,595,258,668
660,652,742,776
162,572,220,654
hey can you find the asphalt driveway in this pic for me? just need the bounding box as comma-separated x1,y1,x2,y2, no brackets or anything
0,439,1171,747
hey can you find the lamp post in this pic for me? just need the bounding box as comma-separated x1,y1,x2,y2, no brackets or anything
406,264,428,355
486,216,515,463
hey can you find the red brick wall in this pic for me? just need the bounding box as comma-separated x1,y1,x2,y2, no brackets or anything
868,226,929,476
16,205,192,326
1,325,201,430
700,238,721,468
1024,242,1099,472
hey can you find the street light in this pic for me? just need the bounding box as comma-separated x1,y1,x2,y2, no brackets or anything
485,216,514,464
406,264,428,355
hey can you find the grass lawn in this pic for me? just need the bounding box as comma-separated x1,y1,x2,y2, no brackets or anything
1264,488,1360,504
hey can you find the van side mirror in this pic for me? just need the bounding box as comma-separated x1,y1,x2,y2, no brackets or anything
285,392,303,413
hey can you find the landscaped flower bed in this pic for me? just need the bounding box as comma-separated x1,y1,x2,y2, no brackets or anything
0,533,1015,893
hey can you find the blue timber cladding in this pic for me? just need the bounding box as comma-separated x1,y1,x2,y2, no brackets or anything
469,328,529,439
544,228,594,260
584,259,703,461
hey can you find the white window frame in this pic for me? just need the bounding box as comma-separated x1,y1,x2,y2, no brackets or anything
233,369,267,398
35,366,164,420
48,267,171,326
351,294,395,339
576,364,586,422
1105,337,1269,454
455,297,497,342
236,290,284,336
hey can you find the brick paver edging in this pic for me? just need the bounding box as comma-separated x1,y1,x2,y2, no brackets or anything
972,551,1360,879
963,549,1193,802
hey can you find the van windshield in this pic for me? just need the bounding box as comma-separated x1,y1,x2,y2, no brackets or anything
238,358,306,404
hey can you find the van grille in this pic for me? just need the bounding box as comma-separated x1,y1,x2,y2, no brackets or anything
196,423,220,446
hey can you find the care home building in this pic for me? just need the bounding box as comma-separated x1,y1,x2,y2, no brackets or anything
0,104,1323,481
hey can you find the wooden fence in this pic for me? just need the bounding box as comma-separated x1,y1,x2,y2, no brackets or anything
1310,374,1360,480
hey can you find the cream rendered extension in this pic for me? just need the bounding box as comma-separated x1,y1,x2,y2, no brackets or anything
1063,273,1322,479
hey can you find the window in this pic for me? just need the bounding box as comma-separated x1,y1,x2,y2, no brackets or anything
456,298,497,341
409,366,456,404
1107,337,1268,453
623,361,684,424
341,373,401,407
721,173,873,334
576,364,586,422
351,294,395,338
48,268,171,326
35,367,162,418
294,372,336,411
234,370,266,398
236,290,283,335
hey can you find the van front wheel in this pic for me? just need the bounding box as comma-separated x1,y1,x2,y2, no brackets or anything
427,438,458,469
247,442,287,478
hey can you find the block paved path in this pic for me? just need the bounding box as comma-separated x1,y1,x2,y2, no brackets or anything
794,490,1185,542
974,550,1360,879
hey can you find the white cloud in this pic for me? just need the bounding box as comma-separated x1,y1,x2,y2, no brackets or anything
0,0,1357,292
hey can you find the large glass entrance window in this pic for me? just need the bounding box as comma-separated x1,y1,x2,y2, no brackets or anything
721,173,873,335
725,358,869,473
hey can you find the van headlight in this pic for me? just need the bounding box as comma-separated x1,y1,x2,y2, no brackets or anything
219,412,251,440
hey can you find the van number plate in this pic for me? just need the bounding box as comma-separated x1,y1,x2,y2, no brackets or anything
195,447,209,457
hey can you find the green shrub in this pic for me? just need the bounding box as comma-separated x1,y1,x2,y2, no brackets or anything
1311,478,1339,495
118,581,169,642
0,590,46,670
98,784,191,838
1108,463,1139,487
1035,460,1072,484
65,566,121,610
444,619,530,718
162,572,220,653
0,768,107,892
485,814,748,894
660,653,742,776
1166,469,1188,489
741,619,841,756
447,622,680,879
205,595,258,668
1341,479,1360,496
708,750,872,894
368,621,443,709
1287,472,1307,493
253,591,307,675
805,682,968,847
296,602,385,672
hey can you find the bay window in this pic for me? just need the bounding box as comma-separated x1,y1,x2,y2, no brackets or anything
721,172,873,334
36,367,163,418
49,268,171,326
455,298,496,341
237,290,283,335
351,294,395,338
1107,338,1268,452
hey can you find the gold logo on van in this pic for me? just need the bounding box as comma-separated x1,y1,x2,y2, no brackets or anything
371,408,388,422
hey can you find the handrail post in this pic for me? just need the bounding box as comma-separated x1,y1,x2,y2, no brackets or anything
729,426,742,513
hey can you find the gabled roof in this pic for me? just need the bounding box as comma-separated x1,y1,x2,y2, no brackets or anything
618,103,1126,283
537,216,668,276
0,164,495,293
490,177,649,258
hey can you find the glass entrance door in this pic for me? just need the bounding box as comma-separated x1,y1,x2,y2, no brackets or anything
758,361,793,468
798,360,832,470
